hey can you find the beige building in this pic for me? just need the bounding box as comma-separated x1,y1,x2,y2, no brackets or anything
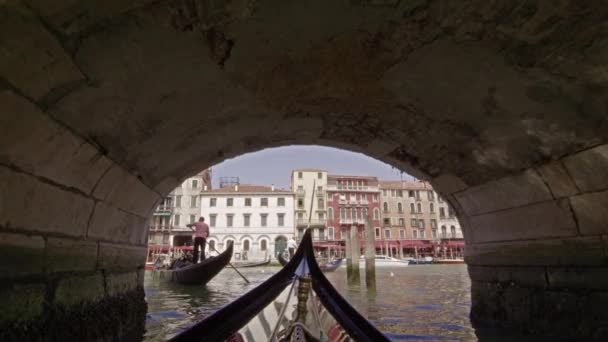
378,180,464,257
148,169,212,247
290,169,328,240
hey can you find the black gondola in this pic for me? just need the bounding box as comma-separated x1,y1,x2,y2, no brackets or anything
153,241,233,285
232,256,271,268
168,230,389,341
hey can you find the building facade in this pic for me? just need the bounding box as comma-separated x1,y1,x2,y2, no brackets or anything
200,184,295,261
148,169,212,247
325,175,382,245
378,180,464,258
290,169,328,240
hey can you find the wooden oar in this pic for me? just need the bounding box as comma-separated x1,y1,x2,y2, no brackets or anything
210,244,250,284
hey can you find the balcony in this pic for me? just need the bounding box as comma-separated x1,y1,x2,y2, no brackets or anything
296,219,326,228
360,199,369,205
316,190,325,197
339,218,366,225
153,205,172,216
296,189,305,197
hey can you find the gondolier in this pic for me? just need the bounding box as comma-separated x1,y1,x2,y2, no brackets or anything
287,236,297,259
187,216,209,263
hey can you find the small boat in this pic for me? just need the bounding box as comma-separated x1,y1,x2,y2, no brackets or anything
403,256,433,265
434,258,465,264
168,229,390,342
232,256,271,268
153,242,233,285
340,255,410,268
319,258,343,272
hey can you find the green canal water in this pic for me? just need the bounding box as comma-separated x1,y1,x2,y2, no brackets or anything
143,265,538,341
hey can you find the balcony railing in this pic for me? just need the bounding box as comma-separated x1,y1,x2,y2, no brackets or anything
296,219,327,227
316,190,325,197
149,225,171,231
339,218,366,225
360,199,369,205
296,189,305,197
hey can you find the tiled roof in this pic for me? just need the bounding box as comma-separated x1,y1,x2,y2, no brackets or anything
202,184,292,194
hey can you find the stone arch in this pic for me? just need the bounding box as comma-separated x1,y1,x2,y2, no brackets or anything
0,1,607,340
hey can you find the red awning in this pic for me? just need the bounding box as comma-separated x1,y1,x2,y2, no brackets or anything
313,243,345,250
399,240,434,248
443,241,465,248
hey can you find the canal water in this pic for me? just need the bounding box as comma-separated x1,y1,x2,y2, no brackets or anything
143,265,537,341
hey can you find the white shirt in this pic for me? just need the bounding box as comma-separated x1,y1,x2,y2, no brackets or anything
287,239,297,249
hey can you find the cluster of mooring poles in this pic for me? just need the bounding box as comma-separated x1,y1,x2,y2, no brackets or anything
344,215,376,290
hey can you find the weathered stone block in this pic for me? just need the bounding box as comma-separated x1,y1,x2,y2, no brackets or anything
0,283,46,324
0,92,112,194
98,242,146,271
45,237,98,272
465,236,608,266
0,232,45,277
0,166,94,237
87,202,147,244
570,190,608,236
563,144,608,192
93,165,160,217
431,173,468,194
106,271,139,296
455,169,552,216
537,161,579,198
468,265,547,288
469,199,577,243
54,273,105,307
0,3,84,101
547,267,608,291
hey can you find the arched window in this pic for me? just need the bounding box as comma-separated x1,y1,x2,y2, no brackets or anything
417,203,422,213
373,208,380,219
351,207,356,219
430,203,434,213
383,202,388,212
441,226,447,238
328,207,333,219
260,239,267,251
450,226,456,238
410,203,415,213
340,207,346,219
397,202,403,213
225,239,234,250
209,240,216,251
243,239,250,251
362,207,368,219
413,230,418,239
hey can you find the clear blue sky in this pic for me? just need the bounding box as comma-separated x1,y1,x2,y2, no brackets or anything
211,145,414,189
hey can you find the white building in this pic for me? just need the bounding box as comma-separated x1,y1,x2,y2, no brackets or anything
200,184,295,261
436,197,463,239
148,170,212,247
290,169,328,240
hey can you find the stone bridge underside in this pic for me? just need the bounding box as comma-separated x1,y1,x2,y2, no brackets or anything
1,0,607,340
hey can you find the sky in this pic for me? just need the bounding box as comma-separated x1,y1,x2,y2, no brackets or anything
210,145,415,189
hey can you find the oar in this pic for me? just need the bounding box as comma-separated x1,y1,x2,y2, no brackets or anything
210,245,250,284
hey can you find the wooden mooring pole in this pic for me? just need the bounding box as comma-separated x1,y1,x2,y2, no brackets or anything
346,225,360,284
364,215,376,291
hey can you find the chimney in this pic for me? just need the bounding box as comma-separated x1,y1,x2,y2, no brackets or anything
271,184,275,192
203,185,208,191
234,184,238,192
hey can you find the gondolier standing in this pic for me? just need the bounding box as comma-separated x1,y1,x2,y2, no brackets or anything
287,236,297,259
187,217,209,263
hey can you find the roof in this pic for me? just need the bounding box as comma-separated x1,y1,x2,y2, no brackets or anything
328,174,378,181
292,169,327,173
201,184,293,194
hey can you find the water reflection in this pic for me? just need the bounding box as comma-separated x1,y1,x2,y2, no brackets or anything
143,265,520,341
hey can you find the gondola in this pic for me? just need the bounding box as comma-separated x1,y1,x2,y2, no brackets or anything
232,256,271,268
168,230,389,341
152,242,233,285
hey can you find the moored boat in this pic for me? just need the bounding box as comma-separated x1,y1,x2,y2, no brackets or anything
319,258,343,272
153,242,233,285
403,256,433,265
434,258,465,264
339,255,410,268
168,230,390,342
